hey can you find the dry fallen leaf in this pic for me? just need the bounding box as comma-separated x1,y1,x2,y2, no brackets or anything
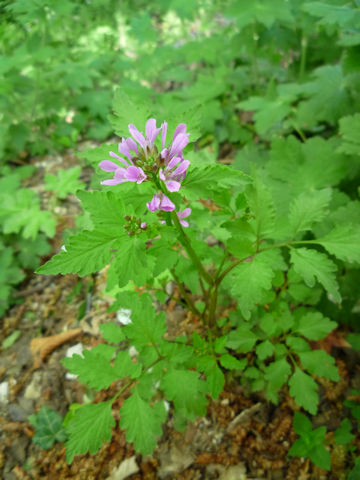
30,329,82,368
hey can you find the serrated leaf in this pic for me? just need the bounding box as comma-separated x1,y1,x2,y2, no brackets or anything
100,322,125,343
290,248,341,302
219,354,247,370
256,340,274,361
45,166,85,199
293,411,313,436
286,336,310,353
77,190,126,230
294,311,337,340
31,406,67,450
299,350,339,381
289,367,318,414
289,189,331,236
265,358,292,392
65,401,115,463
182,163,248,202
161,368,208,419
334,419,355,445
303,2,358,28
107,237,150,288
226,327,258,352
119,389,166,455
37,229,124,276
338,113,360,155
62,345,121,390
123,294,167,349
229,253,274,319
206,364,225,399
111,90,151,137
316,225,360,263
0,189,56,240
245,177,275,240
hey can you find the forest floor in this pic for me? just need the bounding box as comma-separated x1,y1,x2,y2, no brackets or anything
0,150,359,480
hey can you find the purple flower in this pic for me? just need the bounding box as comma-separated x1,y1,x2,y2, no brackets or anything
147,193,175,212
159,156,190,192
177,208,191,227
161,122,189,164
99,159,146,186
129,118,161,151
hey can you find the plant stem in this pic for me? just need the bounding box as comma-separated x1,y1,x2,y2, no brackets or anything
171,268,202,316
171,211,214,286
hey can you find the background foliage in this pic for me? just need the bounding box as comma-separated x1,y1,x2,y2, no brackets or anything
1,0,360,475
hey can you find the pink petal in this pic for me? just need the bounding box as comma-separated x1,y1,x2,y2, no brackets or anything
161,121,167,149
160,195,175,211
172,123,187,142
173,160,190,176
167,156,181,171
109,151,129,167
126,166,146,184
170,133,189,158
165,180,181,192
178,208,192,219
145,118,161,144
179,219,189,227
118,139,132,163
126,138,138,154
159,169,166,181
140,222,147,229
147,194,161,212
128,124,146,149
99,160,119,172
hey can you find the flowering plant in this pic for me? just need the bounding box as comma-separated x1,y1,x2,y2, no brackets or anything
37,99,360,467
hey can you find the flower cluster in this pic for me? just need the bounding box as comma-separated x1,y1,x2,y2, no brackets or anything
99,119,191,225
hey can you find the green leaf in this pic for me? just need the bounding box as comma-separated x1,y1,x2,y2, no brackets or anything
256,340,274,361
347,333,360,351
338,113,360,155
303,2,358,28
206,364,225,399
286,336,310,353
161,368,208,420
100,322,125,343
182,163,248,202
37,229,124,276
62,345,121,390
316,225,360,264
265,358,292,402
294,311,337,340
289,189,331,236
290,248,341,302
293,411,313,436
334,419,355,445
65,401,115,463
45,166,85,199
245,177,275,241
289,368,318,414
108,238,150,288
111,89,150,137
119,389,166,455
77,190,126,230
226,327,258,352
123,294,167,348
228,253,274,319
2,330,21,349
219,354,247,371
298,350,339,381
0,189,56,240
30,406,67,450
